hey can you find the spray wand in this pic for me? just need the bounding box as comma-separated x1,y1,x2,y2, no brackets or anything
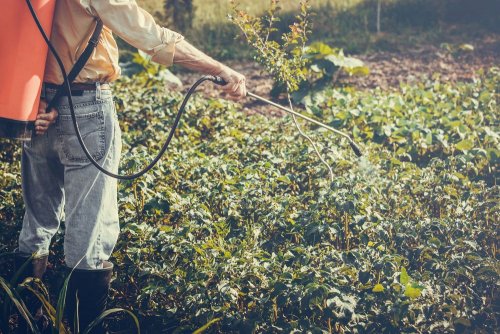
210,76,363,157
248,92,363,156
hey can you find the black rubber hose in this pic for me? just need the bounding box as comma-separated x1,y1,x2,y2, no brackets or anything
26,0,217,180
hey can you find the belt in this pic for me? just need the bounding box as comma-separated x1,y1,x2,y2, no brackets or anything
43,82,111,95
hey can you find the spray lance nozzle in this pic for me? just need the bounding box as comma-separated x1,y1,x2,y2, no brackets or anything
349,141,363,158
208,75,363,157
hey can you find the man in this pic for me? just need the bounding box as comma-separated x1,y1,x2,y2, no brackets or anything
17,0,246,332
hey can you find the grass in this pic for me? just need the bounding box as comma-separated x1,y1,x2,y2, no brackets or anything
0,254,140,333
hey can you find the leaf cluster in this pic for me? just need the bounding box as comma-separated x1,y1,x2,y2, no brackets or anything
229,1,369,101
229,0,311,93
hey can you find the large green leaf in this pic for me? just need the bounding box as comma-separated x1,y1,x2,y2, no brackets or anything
455,139,474,151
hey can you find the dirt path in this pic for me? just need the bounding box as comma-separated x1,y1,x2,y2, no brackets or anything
177,34,499,115
343,34,499,89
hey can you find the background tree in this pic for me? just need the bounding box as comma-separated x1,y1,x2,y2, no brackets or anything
376,0,382,34
163,0,195,32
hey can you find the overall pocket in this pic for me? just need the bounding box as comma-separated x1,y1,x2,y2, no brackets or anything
57,103,106,163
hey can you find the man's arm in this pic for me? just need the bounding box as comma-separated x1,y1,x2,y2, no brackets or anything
86,0,246,98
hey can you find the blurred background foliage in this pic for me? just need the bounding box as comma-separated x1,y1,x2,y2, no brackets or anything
123,0,500,60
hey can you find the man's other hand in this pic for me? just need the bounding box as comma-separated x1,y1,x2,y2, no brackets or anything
35,99,58,136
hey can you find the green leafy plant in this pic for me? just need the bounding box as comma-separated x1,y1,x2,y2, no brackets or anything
229,0,310,93
291,41,369,103
229,1,368,100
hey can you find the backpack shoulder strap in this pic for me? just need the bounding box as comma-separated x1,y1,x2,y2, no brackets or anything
66,19,104,84
46,19,104,111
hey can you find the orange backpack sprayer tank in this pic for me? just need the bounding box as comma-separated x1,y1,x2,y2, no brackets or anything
0,0,56,140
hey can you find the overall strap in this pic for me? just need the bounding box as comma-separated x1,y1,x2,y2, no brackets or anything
46,19,104,111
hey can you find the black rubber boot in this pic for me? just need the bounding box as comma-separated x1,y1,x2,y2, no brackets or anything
14,254,50,334
65,261,113,334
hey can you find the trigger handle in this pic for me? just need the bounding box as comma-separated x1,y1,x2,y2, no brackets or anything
210,76,227,86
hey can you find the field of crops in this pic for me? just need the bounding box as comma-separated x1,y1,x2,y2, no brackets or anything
2,66,497,332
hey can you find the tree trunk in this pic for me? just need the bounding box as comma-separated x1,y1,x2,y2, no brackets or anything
376,0,381,34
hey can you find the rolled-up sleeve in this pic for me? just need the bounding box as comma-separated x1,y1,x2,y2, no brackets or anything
85,0,184,67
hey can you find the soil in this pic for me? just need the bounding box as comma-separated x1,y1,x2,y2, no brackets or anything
176,33,499,116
